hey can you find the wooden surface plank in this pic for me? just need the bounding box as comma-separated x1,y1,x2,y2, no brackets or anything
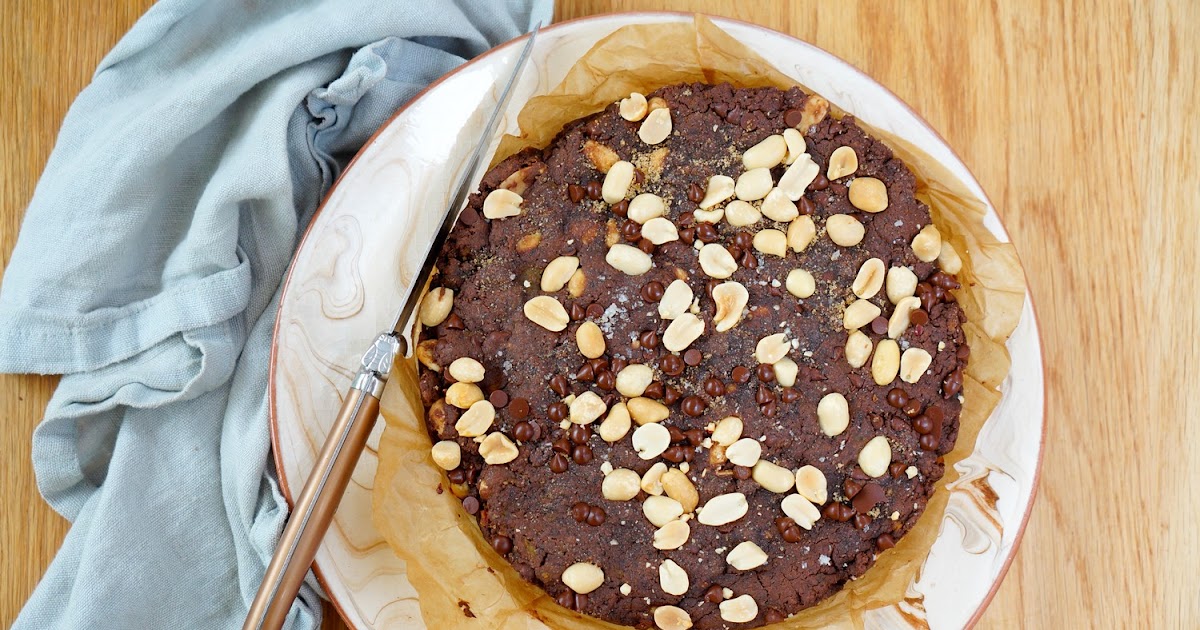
3,1,1197,628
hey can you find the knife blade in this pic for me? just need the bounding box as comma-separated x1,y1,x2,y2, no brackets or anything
389,25,540,353
243,25,540,630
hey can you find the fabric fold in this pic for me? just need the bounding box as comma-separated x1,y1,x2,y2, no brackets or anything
0,0,552,627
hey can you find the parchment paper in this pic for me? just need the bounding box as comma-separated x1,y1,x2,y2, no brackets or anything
373,14,1026,630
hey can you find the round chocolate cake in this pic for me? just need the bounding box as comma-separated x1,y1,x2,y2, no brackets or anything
414,82,968,630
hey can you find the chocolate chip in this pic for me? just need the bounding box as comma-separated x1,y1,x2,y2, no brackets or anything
685,428,704,446
663,446,688,463
780,387,800,403
611,199,629,217
943,368,964,398
853,514,871,530
727,245,743,261
731,366,751,383
596,370,616,390
458,207,482,226
621,220,642,242
552,437,571,454
682,395,706,417
446,469,467,485
703,377,725,397
843,478,863,499
740,249,758,269
886,388,908,409
916,283,937,312
641,281,665,302
756,363,775,382
547,402,568,422
902,398,923,418
550,374,570,397
586,505,606,526
637,238,656,254
550,452,570,473
556,589,582,611
644,381,665,399
851,482,886,513
610,357,628,373
783,108,805,127
585,180,602,200
696,222,718,243
704,585,725,603
633,168,645,186
913,415,935,435
663,386,682,405
569,302,586,321
509,397,531,419
688,182,705,204
444,313,465,330
876,534,896,551
491,534,513,554
488,389,509,408
660,354,685,376
705,279,721,299
679,227,696,244
586,303,605,319
956,344,971,360
919,433,939,451
930,271,961,290
513,421,537,442
755,384,775,405
775,517,803,543
870,316,889,335
571,501,590,523
683,348,703,366
463,496,480,515
667,425,687,443
571,443,594,465
803,365,828,382
567,184,585,203
811,173,829,191
569,424,591,444
889,462,907,479
733,231,753,249
733,465,751,480
761,400,778,417
576,362,595,382
911,309,930,326
798,196,815,216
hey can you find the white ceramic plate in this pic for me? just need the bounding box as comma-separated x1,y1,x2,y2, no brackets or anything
270,13,1045,629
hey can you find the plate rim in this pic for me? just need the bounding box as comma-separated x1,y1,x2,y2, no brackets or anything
268,11,1048,629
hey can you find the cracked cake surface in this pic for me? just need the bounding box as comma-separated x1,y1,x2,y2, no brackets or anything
414,82,969,630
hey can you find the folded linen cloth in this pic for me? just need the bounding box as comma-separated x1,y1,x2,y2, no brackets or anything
0,0,551,627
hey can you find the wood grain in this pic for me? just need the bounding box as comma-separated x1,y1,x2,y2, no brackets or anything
2,1,1196,629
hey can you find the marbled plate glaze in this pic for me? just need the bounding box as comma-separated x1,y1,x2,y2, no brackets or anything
270,13,1045,630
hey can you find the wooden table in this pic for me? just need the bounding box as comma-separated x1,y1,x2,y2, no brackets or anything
3,1,1196,628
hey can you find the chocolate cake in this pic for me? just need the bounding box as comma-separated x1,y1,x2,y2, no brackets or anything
414,82,969,630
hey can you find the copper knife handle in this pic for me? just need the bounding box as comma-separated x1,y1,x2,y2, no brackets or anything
243,372,383,630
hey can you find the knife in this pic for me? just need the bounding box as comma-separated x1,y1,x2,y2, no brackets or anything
243,25,540,630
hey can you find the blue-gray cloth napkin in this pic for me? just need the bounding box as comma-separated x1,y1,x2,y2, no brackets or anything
0,0,551,627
